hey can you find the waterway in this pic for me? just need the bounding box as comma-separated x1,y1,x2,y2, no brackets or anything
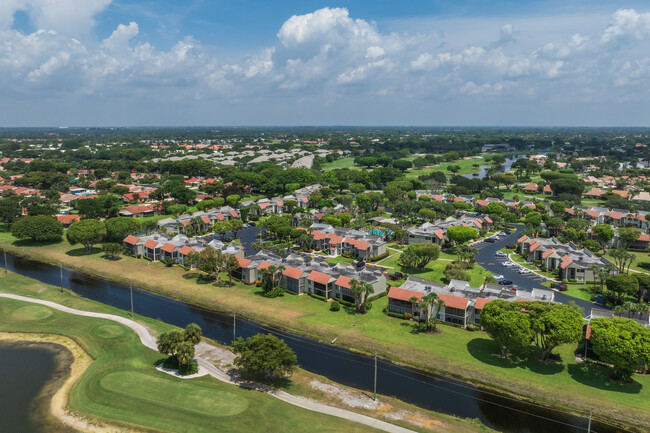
2,252,626,433
462,155,524,179
0,342,74,433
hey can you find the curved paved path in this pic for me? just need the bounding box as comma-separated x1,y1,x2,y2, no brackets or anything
0,293,415,433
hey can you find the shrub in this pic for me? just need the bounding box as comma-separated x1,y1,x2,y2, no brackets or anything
386,312,404,319
540,265,547,272
136,254,142,259
330,301,341,311
308,293,327,302
369,251,390,261
639,262,650,270
367,291,388,302
178,362,198,376
262,287,284,298
405,313,413,320
568,278,577,283
364,301,373,311
466,324,480,331
162,356,179,369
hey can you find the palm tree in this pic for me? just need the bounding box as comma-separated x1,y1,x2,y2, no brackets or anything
349,279,374,314
224,254,240,286
176,341,195,366
420,293,445,332
408,296,420,318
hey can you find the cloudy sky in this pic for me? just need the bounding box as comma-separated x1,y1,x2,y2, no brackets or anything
2,0,650,126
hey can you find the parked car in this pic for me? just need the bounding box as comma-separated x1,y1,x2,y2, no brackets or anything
493,274,504,281
553,283,568,291
518,268,532,274
504,230,512,234
498,279,513,285
248,222,257,226
484,238,496,243
388,272,402,281
502,261,515,267
495,251,507,258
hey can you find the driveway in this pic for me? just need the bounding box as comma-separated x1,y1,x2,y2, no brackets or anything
475,225,599,316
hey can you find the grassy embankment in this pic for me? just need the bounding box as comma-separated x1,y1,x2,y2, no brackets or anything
0,272,490,433
0,232,648,431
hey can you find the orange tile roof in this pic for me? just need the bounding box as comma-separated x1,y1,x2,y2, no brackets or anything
161,242,177,253
434,229,445,240
143,239,159,249
476,200,489,206
388,287,423,302
201,215,211,224
560,255,573,269
439,293,469,310
334,275,352,289
56,215,80,224
585,210,601,218
282,266,305,280
483,216,493,223
354,240,370,250
311,231,326,241
236,256,251,268
523,183,538,191
541,249,556,259
517,235,529,243
179,246,195,256
327,234,344,244
214,213,225,221
529,241,541,252
307,270,333,285
474,297,491,310
124,235,140,245
257,261,274,271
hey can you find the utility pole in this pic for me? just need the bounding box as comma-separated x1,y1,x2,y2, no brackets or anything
373,352,377,401
3,248,7,273
233,312,236,342
587,408,593,433
130,283,134,317
59,261,63,293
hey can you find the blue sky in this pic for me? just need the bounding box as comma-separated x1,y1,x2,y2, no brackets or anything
1,1,650,126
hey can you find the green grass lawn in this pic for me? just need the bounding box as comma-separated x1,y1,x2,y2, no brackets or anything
604,249,650,274
326,256,354,265
375,251,492,287
541,281,595,302
322,157,360,171
0,291,383,433
1,237,649,430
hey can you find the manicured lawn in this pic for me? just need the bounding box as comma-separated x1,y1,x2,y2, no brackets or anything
604,249,650,274
0,293,382,433
326,256,354,265
2,237,649,430
375,251,493,287
322,157,360,171
542,281,595,302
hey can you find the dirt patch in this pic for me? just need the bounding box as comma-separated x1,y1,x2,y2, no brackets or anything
309,378,446,431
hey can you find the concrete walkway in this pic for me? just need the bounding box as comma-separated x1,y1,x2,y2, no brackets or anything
0,293,415,433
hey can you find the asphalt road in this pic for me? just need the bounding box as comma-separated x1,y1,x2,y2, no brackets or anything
475,225,599,316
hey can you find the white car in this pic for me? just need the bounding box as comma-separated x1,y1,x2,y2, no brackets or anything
493,274,504,281
502,261,515,267
495,251,507,258
518,268,533,274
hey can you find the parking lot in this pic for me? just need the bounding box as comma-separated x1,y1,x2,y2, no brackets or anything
474,225,599,315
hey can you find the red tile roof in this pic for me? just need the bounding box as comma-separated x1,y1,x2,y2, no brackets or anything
474,297,491,310
605,211,622,220
201,215,211,224
541,249,556,259
229,210,238,218
523,183,538,191
282,266,305,280
56,215,80,224
236,256,251,268
439,293,469,310
434,229,445,240
144,239,159,249
529,241,541,252
161,242,177,253
483,216,493,224
257,261,274,271
354,240,370,250
311,231,327,241
214,213,225,221
258,202,272,209
121,204,154,215
543,185,552,193
124,235,140,245
307,270,333,285
476,200,489,206
585,210,601,218
560,255,573,269
388,287,422,302
179,246,195,256
327,234,344,244
334,275,352,289
517,235,529,243
638,234,650,242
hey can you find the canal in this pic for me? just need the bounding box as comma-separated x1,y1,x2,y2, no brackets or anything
2,252,625,433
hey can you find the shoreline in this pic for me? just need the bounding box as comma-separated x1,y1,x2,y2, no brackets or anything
0,240,643,432
0,332,140,433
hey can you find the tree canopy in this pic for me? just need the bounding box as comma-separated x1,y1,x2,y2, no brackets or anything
398,242,440,271
590,317,650,381
232,333,297,380
11,215,63,243
66,219,107,253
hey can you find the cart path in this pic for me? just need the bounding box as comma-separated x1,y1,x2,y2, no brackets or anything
0,293,416,433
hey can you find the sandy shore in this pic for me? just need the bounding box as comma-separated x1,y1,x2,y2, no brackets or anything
0,332,141,433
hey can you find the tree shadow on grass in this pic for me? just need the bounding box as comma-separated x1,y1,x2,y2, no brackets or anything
65,247,102,257
467,337,564,375
568,363,642,394
12,238,63,248
182,272,199,280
